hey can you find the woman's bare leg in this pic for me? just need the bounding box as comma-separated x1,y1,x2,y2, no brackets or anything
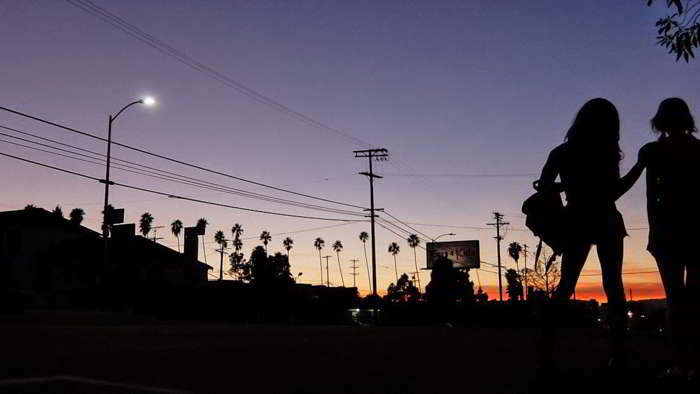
654,252,686,369
597,235,626,359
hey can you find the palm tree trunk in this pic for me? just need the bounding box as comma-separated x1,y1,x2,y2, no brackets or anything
176,235,180,253
318,251,323,286
393,255,398,283
515,261,521,301
413,248,421,293
201,236,207,265
337,253,345,287
363,243,372,294
219,247,224,281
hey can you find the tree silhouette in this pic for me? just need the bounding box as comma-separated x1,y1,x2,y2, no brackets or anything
523,246,560,297
139,212,154,239
282,237,293,257
228,223,244,280
332,240,345,287
24,204,36,210
214,230,228,281
171,219,183,252
475,287,489,303
52,205,64,218
197,218,208,265
388,242,400,283
231,223,244,240
314,237,325,286
245,246,293,287
359,231,372,293
648,0,700,62
507,242,523,296
505,268,524,302
69,208,85,225
386,273,419,303
260,231,272,254
407,234,422,293
425,257,475,306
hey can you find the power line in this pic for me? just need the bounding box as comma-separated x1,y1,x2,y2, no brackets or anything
64,0,375,149
382,210,434,241
0,124,367,216
0,133,366,218
241,221,364,241
381,172,539,178
0,151,368,222
376,221,427,250
0,105,368,210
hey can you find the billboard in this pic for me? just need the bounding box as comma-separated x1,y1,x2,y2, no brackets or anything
426,240,480,269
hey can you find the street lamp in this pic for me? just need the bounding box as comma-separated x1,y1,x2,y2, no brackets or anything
102,97,156,274
433,233,456,242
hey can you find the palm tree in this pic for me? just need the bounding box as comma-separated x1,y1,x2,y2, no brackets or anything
388,242,400,284
231,223,244,240
359,231,372,293
407,234,422,293
508,242,522,273
508,242,523,300
171,219,183,252
69,208,85,225
139,212,154,239
283,237,294,257
229,224,244,280
314,237,325,286
332,240,345,287
260,230,271,254
214,230,228,281
197,218,208,265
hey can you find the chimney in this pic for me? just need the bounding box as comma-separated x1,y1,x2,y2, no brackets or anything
184,226,199,261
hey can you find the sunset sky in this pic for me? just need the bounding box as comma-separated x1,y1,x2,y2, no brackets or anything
1,0,698,301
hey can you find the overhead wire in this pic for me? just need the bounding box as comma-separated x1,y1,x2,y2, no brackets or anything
64,0,426,186
0,129,367,217
0,105,368,210
382,210,434,240
64,0,374,149
0,151,368,222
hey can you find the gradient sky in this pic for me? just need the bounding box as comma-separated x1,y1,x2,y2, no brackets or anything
1,0,698,301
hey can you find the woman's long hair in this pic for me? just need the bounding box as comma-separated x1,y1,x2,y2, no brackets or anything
565,98,622,165
651,97,696,135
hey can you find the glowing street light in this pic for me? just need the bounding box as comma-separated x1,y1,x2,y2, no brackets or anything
102,96,156,276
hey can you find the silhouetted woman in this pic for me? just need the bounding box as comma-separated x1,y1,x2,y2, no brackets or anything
642,98,698,378
538,98,644,368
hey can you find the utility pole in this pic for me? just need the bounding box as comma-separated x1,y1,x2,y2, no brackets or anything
487,212,509,302
218,242,228,281
354,148,388,297
151,225,165,243
349,259,360,289
522,244,528,301
323,255,333,287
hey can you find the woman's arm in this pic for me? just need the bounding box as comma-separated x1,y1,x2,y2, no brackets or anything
537,148,563,192
615,144,652,200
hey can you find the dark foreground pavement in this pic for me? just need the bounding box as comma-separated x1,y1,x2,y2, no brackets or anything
0,311,694,393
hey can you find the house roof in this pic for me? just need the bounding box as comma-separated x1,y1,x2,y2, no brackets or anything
0,208,211,270
0,208,100,238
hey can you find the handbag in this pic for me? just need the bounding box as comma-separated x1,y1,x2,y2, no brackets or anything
521,181,566,271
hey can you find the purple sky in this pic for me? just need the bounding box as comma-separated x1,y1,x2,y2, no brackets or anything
1,0,697,298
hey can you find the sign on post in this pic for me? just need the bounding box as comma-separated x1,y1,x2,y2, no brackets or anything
426,240,480,269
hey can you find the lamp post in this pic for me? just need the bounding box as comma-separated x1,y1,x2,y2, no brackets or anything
432,233,456,242
102,97,156,276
